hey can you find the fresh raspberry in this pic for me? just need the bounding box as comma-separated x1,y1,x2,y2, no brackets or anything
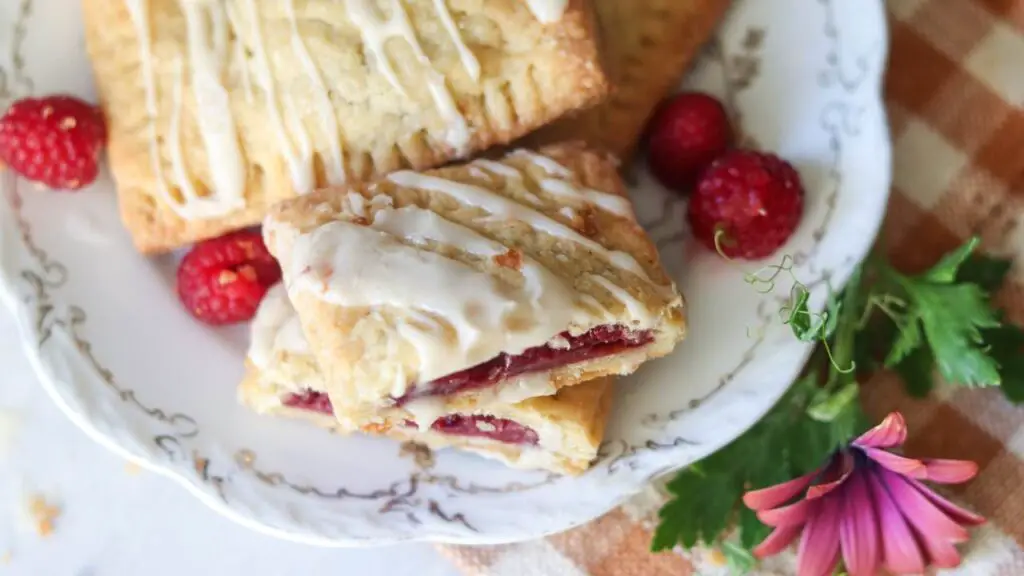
176,230,282,326
0,95,107,190
646,92,733,192
688,150,804,260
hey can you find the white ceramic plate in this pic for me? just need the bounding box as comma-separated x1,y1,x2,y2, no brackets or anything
0,0,891,546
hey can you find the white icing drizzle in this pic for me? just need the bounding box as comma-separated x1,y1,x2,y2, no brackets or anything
181,0,247,213
282,93,316,193
387,171,655,283
283,0,348,184
167,59,200,204
579,294,613,322
523,0,570,23
225,2,255,102
124,0,177,215
343,0,471,151
511,149,573,177
589,275,655,326
240,0,314,193
287,205,584,386
430,0,481,81
472,159,523,180
124,0,249,219
558,206,578,220
248,284,311,370
540,179,635,219
471,159,546,206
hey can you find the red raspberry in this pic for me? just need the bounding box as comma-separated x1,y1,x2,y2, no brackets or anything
688,150,804,260
177,230,282,326
0,95,107,190
646,92,733,192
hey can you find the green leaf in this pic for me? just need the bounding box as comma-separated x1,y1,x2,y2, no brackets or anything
651,497,692,552
786,284,818,342
738,505,771,550
789,416,837,475
884,316,922,367
956,253,1013,293
922,237,980,284
699,472,739,541
984,324,1024,403
721,541,757,575
895,345,936,398
911,283,1002,386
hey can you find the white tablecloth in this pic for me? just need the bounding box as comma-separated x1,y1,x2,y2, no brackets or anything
0,309,459,576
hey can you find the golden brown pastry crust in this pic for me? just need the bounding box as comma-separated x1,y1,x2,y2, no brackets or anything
264,142,686,421
82,0,608,253
523,0,733,163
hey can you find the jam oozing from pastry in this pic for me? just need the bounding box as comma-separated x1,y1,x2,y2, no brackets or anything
283,391,334,415
429,415,540,446
398,324,653,402
281,395,539,445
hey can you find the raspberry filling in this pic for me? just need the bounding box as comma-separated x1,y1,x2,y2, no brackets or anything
281,324,649,446
283,390,334,415
429,415,540,445
282,394,539,445
398,324,653,403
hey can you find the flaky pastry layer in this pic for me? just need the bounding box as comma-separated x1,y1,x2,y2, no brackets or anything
83,0,607,253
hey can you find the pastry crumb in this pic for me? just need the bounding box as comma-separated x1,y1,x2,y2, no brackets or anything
124,461,142,476
399,441,435,470
25,494,61,538
1,550,11,564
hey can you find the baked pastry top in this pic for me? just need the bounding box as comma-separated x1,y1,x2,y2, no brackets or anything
82,0,607,253
264,142,686,422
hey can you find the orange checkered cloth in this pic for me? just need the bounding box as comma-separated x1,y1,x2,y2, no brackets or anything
438,2,1024,574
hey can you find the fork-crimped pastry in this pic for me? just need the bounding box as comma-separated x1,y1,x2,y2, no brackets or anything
264,142,686,424
240,284,614,475
82,0,608,253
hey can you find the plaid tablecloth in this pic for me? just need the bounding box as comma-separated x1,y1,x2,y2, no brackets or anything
438,1,1024,573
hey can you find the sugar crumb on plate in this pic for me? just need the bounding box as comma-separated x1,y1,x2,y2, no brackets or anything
24,494,60,538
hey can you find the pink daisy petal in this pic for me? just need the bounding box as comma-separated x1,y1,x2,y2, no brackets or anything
757,498,812,527
743,470,816,511
753,525,803,559
797,494,842,576
879,467,970,544
906,478,986,527
913,533,963,570
921,458,979,484
839,471,879,576
866,468,925,574
859,447,928,479
854,412,907,449
807,452,854,500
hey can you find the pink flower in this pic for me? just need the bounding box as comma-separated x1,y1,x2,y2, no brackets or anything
743,412,984,576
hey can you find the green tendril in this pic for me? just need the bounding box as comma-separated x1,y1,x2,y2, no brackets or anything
716,244,855,374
